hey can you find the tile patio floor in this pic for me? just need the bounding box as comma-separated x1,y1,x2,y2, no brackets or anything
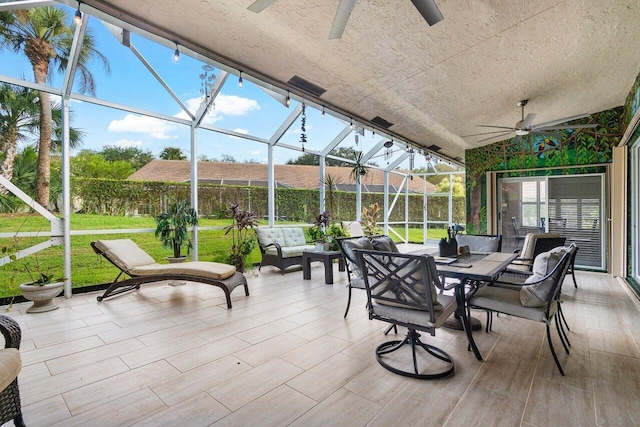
3,258,640,426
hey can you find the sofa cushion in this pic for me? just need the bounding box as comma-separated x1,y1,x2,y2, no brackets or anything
371,236,399,253
0,348,21,392
256,227,285,247
520,249,566,307
264,245,313,258
94,239,156,273
282,227,307,246
341,237,374,278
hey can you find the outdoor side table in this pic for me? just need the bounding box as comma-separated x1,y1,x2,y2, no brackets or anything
302,250,345,284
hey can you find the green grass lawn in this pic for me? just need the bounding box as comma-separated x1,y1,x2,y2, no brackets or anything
1,213,447,298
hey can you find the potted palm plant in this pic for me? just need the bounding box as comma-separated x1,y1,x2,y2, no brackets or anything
223,203,259,272
154,199,199,262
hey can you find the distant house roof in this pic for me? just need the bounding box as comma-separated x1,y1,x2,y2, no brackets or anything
128,160,435,193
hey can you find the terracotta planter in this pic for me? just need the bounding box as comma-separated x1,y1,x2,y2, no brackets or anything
19,282,64,313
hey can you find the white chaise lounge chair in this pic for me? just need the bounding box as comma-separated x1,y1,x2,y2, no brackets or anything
92,239,249,308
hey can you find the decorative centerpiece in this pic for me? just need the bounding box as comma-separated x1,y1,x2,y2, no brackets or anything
439,223,464,257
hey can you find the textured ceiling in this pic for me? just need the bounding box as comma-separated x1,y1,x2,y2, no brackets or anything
75,0,640,162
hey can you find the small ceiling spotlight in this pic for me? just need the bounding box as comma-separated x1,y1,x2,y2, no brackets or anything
173,43,180,62
321,106,325,118
74,1,83,26
350,118,354,129
238,71,243,88
372,128,375,137
285,92,291,107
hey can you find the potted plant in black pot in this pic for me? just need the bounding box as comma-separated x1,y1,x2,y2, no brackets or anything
223,203,260,272
154,199,199,263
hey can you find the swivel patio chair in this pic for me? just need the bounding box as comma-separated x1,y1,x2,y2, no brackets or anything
355,250,457,379
503,234,565,276
470,247,575,375
0,316,25,427
336,236,374,318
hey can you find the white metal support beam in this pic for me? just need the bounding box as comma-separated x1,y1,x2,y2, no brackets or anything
129,43,194,120
319,125,352,214
0,0,55,11
269,104,304,146
58,11,88,298
362,138,388,163
265,104,303,225
190,124,199,260
193,71,228,128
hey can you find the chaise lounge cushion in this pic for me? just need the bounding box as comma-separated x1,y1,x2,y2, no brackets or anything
93,239,236,280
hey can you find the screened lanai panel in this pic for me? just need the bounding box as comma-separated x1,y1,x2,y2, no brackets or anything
548,174,605,269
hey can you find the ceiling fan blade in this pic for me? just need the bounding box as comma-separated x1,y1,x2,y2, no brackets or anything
329,0,357,39
531,130,561,138
247,0,278,13
474,131,514,143
411,0,444,26
477,125,515,130
532,113,590,129
513,134,522,145
521,113,536,129
462,130,516,137
535,124,599,131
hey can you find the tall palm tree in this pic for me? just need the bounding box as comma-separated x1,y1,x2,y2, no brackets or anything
0,6,109,209
0,84,39,195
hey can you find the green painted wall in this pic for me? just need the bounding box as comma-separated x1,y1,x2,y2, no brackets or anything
464,108,624,234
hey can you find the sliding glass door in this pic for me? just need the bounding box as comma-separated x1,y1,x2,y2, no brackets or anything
498,174,606,270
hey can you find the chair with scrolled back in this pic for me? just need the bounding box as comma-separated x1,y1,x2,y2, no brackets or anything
355,249,457,379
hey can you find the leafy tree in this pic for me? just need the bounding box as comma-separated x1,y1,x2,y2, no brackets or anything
159,147,186,160
99,145,154,170
218,154,236,163
71,150,134,179
0,6,110,209
0,84,39,193
286,152,318,165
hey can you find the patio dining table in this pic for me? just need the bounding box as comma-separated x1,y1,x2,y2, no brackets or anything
408,249,518,361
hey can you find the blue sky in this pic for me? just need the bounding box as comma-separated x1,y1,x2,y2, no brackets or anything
1,4,433,169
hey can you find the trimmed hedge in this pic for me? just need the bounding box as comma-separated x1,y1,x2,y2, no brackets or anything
72,178,465,224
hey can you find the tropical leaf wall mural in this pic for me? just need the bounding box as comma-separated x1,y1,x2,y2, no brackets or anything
464,107,624,233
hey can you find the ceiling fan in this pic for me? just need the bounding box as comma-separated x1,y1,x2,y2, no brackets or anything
463,99,599,144
247,0,444,39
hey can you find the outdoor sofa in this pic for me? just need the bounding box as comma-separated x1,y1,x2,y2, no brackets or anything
255,227,315,274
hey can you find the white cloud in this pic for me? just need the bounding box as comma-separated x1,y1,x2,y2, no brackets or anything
175,94,260,125
108,114,177,139
250,150,261,155
228,128,249,139
114,139,143,148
